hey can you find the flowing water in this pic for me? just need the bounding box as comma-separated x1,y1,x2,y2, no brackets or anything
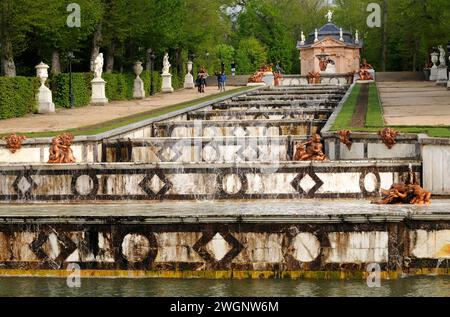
0,276,448,297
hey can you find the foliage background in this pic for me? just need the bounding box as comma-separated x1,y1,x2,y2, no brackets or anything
2,0,449,78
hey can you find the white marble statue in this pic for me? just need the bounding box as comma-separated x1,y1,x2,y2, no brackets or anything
339,28,344,41
355,30,359,44
314,29,318,42
325,10,333,23
93,53,104,79
162,53,171,74
300,31,306,45
438,45,446,67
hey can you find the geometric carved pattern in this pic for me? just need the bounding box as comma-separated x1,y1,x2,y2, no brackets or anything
139,172,172,199
12,170,37,199
290,170,324,197
71,171,99,198
359,170,381,196
30,228,77,269
193,231,244,269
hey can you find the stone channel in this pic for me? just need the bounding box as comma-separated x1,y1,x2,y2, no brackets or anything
0,84,448,279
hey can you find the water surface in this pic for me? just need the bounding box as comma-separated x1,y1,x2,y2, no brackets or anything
0,276,448,297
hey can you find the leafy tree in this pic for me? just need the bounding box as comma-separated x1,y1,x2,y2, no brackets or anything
234,0,295,73
213,44,235,73
235,37,268,74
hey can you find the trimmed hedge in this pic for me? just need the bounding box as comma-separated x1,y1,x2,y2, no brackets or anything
0,71,185,119
51,73,93,108
0,76,39,119
51,71,183,108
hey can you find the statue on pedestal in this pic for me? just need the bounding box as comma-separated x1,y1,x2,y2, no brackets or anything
91,52,108,105
325,10,333,23
294,134,327,161
94,53,104,79
162,53,171,75
300,31,306,45
358,59,374,81
438,45,446,67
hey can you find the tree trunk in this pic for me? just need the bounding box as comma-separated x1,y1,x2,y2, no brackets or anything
106,42,115,73
381,0,388,72
51,50,61,74
0,0,16,77
90,24,102,72
176,47,183,75
146,48,153,72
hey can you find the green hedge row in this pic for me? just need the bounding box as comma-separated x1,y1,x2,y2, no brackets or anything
51,71,183,108
0,71,184,119
0,76,39,120
51,73,93,108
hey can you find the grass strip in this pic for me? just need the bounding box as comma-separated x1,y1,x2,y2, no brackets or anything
331,84,361,131
331,82,450,138
0,87,252,139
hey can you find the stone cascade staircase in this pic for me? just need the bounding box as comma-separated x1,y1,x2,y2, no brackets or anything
105,85,349,164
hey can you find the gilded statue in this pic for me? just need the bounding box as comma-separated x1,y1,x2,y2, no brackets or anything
294,134,327,161
48,133,76,163
3,134,27,153
379,127,399,149
358,59,374,81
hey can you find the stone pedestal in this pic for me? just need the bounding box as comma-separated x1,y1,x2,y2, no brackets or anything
436,66,448,85
91,78,108,106
246,82,266,87
133,77,145,99
184,61,195,89
37,85,55,114
430,67,438,81
262,72,274,86
447,72,450,89
161,73,174,93
35,62,55,114
184,73,195,89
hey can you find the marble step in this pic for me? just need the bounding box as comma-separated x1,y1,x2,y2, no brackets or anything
104,136,309,163
153,118,327,137
232,94,344,101
247,90,347,95
212,100,338,110
187,108,333,121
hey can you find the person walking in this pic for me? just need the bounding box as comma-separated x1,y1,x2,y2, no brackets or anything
196,67,208,93
219,72,226,92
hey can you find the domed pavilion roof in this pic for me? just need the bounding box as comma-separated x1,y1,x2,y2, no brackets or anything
297,22,362,49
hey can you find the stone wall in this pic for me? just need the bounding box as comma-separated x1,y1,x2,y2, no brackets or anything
0,138,101,164
323,133,421,161
420,135,450,195
0,161,421,202
0,208,447,278
281,74,354,86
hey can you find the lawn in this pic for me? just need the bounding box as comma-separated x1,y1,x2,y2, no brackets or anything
0,87,252,139
331,83,450,138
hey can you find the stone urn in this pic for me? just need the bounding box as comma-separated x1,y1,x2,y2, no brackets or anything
35,62,49,87
133,61,145,99
133,61,144,78
431,52,439,69
35,62,55,113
